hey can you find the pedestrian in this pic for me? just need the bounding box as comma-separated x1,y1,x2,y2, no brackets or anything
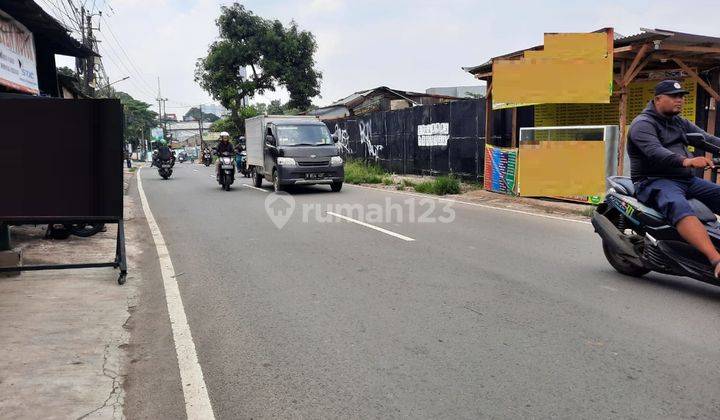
125,149,132,169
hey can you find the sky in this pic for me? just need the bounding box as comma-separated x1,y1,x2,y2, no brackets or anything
46,0,720,117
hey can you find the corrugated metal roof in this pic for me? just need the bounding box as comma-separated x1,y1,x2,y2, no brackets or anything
324,86,461,109
463,28,720,76
614,28,720,46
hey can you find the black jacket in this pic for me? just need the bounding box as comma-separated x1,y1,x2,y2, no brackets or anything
157,146,173,160
628,100,720,182
215,141,234,156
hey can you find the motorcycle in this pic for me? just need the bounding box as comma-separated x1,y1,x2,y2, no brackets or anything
236,150,250,177
218,151,235,191
593,133,720,286
158,158,173,179
203,151,212,166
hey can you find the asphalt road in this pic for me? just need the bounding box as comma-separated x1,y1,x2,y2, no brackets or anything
135,163,720,419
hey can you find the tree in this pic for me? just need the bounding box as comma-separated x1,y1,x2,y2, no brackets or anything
57,66,77,78
210,105,261,137
267,100,283,115
183,107,220,122
116,92,157,150
195,3,321,130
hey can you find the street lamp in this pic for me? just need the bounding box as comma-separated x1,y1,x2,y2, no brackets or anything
101,76,130,90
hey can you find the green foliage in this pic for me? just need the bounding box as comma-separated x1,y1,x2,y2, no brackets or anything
344,160,390,184
184,107,220,122
116,91,157,150
210,104,263,136
267,100,284,115
56,66,76,78
210,118,237,136
195,4,321,129
413,176,461,195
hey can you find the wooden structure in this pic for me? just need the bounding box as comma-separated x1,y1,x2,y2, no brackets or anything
464,28,720,174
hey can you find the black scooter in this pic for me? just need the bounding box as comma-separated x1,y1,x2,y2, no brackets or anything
203,151,212,167
217,151,235,191
593,133,720,286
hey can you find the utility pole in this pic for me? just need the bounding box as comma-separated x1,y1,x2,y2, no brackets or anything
198,104,205,150
156,77,168,142
76,6,85,81
84,11,96,97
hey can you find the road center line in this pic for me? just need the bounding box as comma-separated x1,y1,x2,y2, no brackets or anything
242,184,270,193
327,211,415,242
136,169,216,420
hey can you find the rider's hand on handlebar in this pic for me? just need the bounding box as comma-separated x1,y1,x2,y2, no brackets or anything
683,156,715,169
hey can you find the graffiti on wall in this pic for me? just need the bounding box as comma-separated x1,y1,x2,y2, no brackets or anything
359,119,383,159
332,124,352,154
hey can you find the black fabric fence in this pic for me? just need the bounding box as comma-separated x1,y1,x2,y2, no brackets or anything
324,98,487,178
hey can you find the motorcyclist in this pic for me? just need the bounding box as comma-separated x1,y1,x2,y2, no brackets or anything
214,132,234,179
628,79,720,277
153,140,175,167
202,146,212,164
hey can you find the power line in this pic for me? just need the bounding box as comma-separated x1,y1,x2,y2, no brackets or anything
36,0,78,32
99,15,157,95
96,42,154,97
94,28,158,98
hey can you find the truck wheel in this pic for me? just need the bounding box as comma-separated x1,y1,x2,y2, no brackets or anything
273,169,283,192
331,181,343,192
253,169,263,188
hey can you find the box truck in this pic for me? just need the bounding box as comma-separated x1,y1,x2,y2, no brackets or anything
245,115,345,192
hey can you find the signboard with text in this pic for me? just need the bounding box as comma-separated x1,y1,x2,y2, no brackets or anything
0,8,39,94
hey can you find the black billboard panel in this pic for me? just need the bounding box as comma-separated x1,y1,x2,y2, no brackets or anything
0,98,124,222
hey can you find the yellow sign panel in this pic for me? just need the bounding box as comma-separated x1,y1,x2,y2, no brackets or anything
627,78,696,122
534,78,697,126
492,31,613,109
517,141,606,197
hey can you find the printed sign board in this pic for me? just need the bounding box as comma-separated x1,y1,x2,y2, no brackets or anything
0,8,39,94
417,122,450,147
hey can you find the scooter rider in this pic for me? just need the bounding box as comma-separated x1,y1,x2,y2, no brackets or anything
153,140,175,167
628,79,720,276
214,131,234,179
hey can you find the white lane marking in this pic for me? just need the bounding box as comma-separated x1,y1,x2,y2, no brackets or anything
242,184,270,193
327,211,415,242
346,183,592,225
600,285,618,292
136,169,216,420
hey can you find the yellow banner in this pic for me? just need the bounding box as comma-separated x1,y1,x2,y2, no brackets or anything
517,141,605,197
492,31,613,109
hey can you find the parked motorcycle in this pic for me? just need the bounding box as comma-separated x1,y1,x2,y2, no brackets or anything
593,133,720,286
218,151,235,191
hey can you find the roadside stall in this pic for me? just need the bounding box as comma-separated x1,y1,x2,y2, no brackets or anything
465,28,720,203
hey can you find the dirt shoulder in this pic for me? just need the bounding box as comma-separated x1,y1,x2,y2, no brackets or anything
351,174,594,222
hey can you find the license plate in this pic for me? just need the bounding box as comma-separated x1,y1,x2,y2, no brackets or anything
221,164,234,169
161,164,171,168
306,173,324,179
